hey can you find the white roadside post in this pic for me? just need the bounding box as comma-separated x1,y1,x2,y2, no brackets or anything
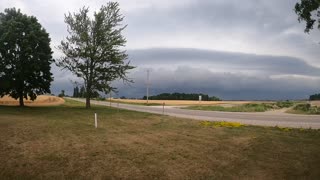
199,95,202,104
162,102,165,115
95,113,98,128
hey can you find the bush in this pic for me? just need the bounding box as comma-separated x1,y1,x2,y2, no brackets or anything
293,103,320,114
242,103,274,112
276,101,294,108
294,104,311,111
58,90,65,97
309,107,320,114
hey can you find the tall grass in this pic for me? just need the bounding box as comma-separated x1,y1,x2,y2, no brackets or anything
291,103,320,114
185,101,295,112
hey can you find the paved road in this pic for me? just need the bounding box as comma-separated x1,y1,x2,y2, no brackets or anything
69,98,320,129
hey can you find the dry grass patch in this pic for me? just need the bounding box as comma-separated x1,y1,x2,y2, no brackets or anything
0,99,319,179
311,101,320,107
0,95,64,106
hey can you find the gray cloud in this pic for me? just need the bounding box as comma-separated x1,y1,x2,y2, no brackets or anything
125,0,320,65
50,47,320,99
113,65,320,100
128,48,320,76
128,0,295,33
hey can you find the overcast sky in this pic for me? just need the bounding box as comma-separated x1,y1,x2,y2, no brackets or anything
1,0,320,100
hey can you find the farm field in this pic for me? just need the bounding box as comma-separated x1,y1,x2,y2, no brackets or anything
0,95,65,106
311,101,320,107
108,98,255,106
0,99,320,179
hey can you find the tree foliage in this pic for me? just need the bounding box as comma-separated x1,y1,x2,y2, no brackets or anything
143,93,221,101
58,90,65,97
310,93,320,100
73,86,79,97
57,2,134,108
295,0,320,33
73,85,99,98
0,8,54,106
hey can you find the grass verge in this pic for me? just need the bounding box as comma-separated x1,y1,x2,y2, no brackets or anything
287,103,320,115
184,101,295,112
0,99,319,179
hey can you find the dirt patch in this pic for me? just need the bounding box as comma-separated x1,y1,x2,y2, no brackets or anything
0,95,65,106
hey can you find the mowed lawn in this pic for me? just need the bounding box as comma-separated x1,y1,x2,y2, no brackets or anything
0,99,320,179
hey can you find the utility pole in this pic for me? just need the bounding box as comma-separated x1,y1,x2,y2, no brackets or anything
146,69,150,104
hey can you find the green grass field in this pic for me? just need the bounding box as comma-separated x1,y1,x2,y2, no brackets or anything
0,99,320,179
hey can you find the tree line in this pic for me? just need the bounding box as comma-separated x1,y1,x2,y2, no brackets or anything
310,93,320,100
143,93,221,101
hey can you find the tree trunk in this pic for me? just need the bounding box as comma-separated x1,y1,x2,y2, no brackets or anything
19,94,24,107
86,96,90,108
86,83,91,108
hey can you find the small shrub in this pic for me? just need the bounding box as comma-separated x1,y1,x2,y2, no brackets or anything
242,103,273,112
276,101,294,108
309,106,320,114
94,97,106,101
294,103,311,111
293,103,320,114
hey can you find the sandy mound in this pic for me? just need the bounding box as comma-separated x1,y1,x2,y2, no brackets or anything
0,95,65,106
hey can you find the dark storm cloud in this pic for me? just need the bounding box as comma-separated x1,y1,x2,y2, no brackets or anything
113,65,320,100
51,47,320,99
128,48,320,76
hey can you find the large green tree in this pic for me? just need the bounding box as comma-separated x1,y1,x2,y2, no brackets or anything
295,0,320,33
0,8,54,106
57,2,134,108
